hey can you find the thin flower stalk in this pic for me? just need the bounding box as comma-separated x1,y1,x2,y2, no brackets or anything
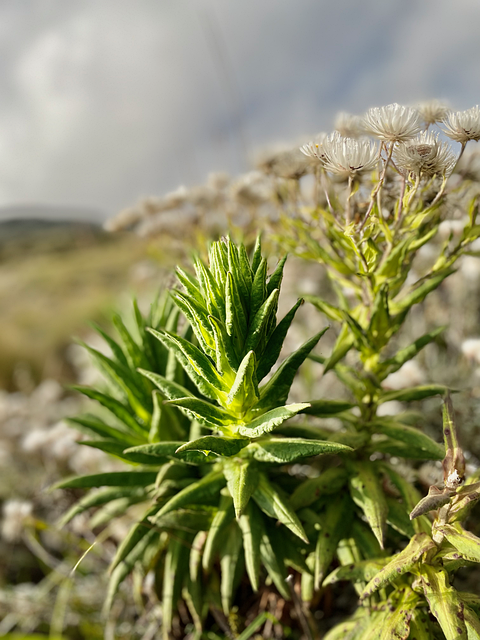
359,142,395,231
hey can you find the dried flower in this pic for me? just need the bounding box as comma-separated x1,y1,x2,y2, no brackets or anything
394,131,457,178
442,106,480,143
299,133,328,161
320,132,379,180
416,100,450,127
207,172,230,191
1,499,33,542
334,112,365,138
258,146,310,180
363,103,423,143
230,171,273,206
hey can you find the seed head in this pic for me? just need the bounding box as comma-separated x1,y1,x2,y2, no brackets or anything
442,105,480,143
363,103,423,143
1,499,33,542
334,112,365,138
320,132,379,180
299,133,327,161
416,99,450,127
258,146,310,180
394,131,457,178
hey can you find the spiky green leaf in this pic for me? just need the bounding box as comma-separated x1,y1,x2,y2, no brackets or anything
257,329,328,410
250,437,352,464
223,458,259,518
238,403,310,438
176,436,250,457
154,470,226,519
290,468,349,510
253,473,308,543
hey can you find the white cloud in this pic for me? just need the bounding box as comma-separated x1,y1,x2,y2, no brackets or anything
0,0,479,219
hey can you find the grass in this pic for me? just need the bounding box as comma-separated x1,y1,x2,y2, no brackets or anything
0,232,155,389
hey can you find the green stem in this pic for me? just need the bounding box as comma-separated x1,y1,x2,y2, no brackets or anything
359,143,395,232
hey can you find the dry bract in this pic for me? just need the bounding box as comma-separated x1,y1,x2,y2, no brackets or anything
321,132,379,180
416,99,450,127
257,146,311,180
442,105,480,143
334,111,365,138
363,103,423,142
394,131,457,178
230,170,274,206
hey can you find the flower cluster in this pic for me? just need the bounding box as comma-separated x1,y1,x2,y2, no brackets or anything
105,100,480,239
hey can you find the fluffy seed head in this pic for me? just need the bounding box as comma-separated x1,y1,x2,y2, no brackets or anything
258,146,310,179
299,133,328,161
334,112,364,138
363,103,423,142
320,132,379,180
394,131,457,178
416,100,450,127
442,105,480,143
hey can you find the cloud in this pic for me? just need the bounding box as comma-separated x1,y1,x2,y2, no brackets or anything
0,0,479,219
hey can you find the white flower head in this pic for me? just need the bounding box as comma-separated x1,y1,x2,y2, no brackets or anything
442,105,480,143
416,99,450,127
320,132,379,180
461,338,480,364
394,131,457,178
334,112,365,138
364,103,423,143
1,499,33,542
258,145,310,179
299,132,327,161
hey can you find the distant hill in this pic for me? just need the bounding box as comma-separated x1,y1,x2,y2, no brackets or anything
0,204,107,224
0,216,113,259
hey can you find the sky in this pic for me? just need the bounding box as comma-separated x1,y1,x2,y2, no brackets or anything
1,0,480,221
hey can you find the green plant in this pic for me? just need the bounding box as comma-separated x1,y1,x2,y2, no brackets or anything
57,237,352,637
59,102,480,639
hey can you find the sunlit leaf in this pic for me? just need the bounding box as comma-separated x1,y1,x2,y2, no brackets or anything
238,403,310,438
203,494,235,571
418,564,468,640
360,532,435,599
238,501,264,592
220,522,243,615
373,418,444,460
256,329,328,410
52,471,158,490
223,459,259,518
314,493,353,588
176,435,250,457
250,437,351,464
253,473,308,543
348,461,388,548
379,587,418,640
437,522,480,563
154,470,226,519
